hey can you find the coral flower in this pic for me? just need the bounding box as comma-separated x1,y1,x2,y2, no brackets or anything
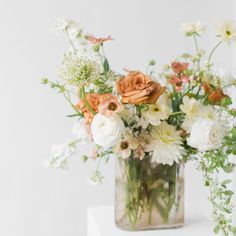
87,35,113,44
98,94,123,115
171,62,189,74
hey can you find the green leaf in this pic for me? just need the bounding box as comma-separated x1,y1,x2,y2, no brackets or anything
213,225,220,234
222,180,232,186
103,58,109,73
67,113,81,118
225,190,234,196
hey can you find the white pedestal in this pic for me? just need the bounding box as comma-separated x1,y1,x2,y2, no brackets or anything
87,206,215,236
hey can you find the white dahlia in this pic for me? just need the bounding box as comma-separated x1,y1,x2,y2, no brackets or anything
145,122,184,165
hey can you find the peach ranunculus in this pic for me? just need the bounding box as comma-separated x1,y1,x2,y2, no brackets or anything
76,93,121,124
202,83,227,104
116,71,166,104
76,93,100,124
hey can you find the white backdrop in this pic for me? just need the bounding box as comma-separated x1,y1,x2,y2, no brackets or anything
0,0,235,235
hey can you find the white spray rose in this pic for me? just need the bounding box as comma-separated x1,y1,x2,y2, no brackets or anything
187,118,224,151
91,112,125,147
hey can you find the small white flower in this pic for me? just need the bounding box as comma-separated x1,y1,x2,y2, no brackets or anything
146,122,184,165
91,112,125,147
72,118,90,145
216,19,236,44
180,21,206,36
52,17,77,33
142,93,171,126
180,96,202,120
114,128,139,159
187,118,224,151
44,142,76,169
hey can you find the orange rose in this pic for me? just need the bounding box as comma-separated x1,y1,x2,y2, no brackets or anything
116,71,165,104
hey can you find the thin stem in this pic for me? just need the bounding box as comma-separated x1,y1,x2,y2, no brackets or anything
207,41,223,66
62,90,82,116
169,111,183,116
65,28,77,53
193,34,199,51
80,86,96,115
193,34,200,71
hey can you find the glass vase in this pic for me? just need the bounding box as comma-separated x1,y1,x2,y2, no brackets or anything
115,154,184,231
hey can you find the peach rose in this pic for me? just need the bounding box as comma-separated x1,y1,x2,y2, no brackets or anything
116,71,166,104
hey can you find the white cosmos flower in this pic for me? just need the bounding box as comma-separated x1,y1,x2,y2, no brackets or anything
187,118,224,151
216,19,236,44
44,141,77,169
91,112,125,147
72,118,90,145
142,93,171,126
180,21,206,36
52,17,77,33
145,122,184,165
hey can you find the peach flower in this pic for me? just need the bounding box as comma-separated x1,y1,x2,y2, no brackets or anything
202,83,227,104
87,35,113,44
98,94,122,114
171,62,189,74
116,71,166,104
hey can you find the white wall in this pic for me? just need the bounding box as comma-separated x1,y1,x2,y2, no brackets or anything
0,0,235,235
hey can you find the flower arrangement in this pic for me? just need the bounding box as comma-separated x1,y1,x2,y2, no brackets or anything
43,18,236,235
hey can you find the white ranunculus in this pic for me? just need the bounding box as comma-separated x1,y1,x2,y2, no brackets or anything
73,118,90,145
91,112,125,147
187,118,224,151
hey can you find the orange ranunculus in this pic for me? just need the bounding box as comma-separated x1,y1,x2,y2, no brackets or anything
208,88,227,104
202,83,227,104
116,71,166,104
76,93,100,124
171,62,189,74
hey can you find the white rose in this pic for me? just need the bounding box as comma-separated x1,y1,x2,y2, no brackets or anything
73,118,90,145
187,118,223,151
91,112,125,147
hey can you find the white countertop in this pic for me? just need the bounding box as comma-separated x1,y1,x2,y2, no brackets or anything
87,206,215,236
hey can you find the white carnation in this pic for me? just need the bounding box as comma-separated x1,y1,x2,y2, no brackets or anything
91,112,125,147
187,118,224,151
